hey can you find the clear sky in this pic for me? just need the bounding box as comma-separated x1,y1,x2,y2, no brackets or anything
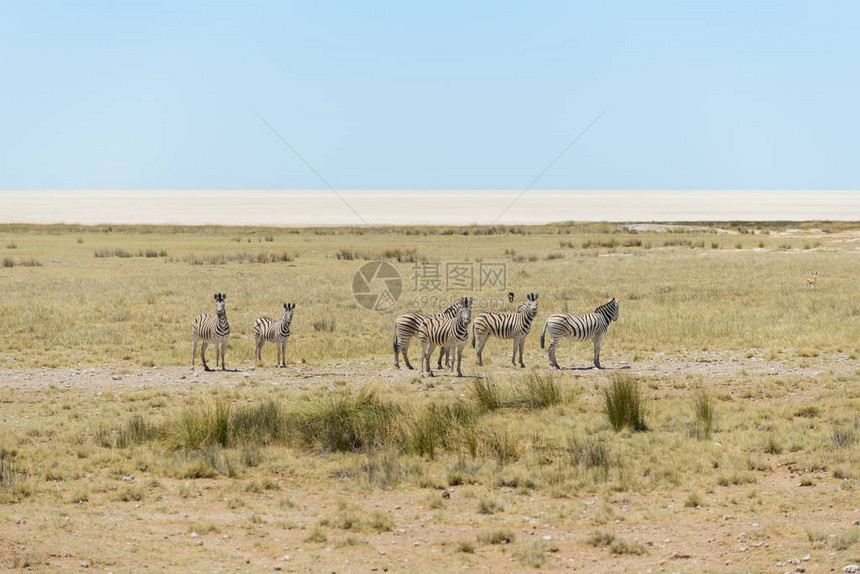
1,1,858,189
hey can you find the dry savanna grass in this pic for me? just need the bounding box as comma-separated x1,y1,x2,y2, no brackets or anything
0,221,858,572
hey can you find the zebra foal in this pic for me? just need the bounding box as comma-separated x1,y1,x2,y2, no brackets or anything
254,302,296,367
472,292,538,368
416,297,473,377
540,298,619,370
191,292,230,371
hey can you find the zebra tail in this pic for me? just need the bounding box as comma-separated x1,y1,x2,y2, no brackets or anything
540,321,547,349
471,323,476,348
393,323,400,353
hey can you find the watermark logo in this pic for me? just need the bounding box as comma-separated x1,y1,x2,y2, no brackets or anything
353,260,510,313
412,262,507,292
352,261,403,311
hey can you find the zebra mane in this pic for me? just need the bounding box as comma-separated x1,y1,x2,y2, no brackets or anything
594,298,619,323
441,300,463,317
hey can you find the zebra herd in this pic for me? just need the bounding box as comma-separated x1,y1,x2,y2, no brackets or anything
392,293,621,376
191,292,621,373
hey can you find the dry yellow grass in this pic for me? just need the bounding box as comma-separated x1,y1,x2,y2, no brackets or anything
0,222,858,369
0,221,858,571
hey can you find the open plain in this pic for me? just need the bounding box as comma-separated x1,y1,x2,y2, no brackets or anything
0,221,858,572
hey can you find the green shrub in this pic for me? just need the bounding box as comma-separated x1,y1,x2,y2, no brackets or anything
293,390,399,452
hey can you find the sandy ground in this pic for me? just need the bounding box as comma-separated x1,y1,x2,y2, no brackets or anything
2,189,859,226
1,356,858,572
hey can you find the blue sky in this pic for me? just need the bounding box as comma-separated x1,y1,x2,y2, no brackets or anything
1,1,858,189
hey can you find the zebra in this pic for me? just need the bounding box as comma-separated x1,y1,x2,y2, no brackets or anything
806,271,818,289
416,297,473,377
191,292,230,371
253,302,296,367
540,298,620,370
472,292,538,368
393,298,467,370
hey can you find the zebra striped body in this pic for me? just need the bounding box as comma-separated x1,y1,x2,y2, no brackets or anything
393,299,465,369
472,293,538,368
540,298,619,369
416,297,472,377
254,302,295,367
191,293,230,371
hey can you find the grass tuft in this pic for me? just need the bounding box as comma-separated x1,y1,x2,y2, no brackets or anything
477,527,515,545
603,373,647,432
293,390,399,452
568,435,612,478
515,369,562,409
470,377,502,411
516,541,549,568
691,388,717,439
831,420,858,449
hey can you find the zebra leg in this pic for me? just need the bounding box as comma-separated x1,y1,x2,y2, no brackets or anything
517,337,526,368
191,335,198,368
475,333,488,366
254,337,263,363
281,338,288,367
200,341,210,371
436,346,446,370
593,336,603,369
402,339,415,370
424,342,436,377
455,343,464,377
547,337,560,370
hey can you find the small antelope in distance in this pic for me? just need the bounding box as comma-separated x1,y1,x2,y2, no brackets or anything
806,271,818,289
191,293,230,371
254,302,296,367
